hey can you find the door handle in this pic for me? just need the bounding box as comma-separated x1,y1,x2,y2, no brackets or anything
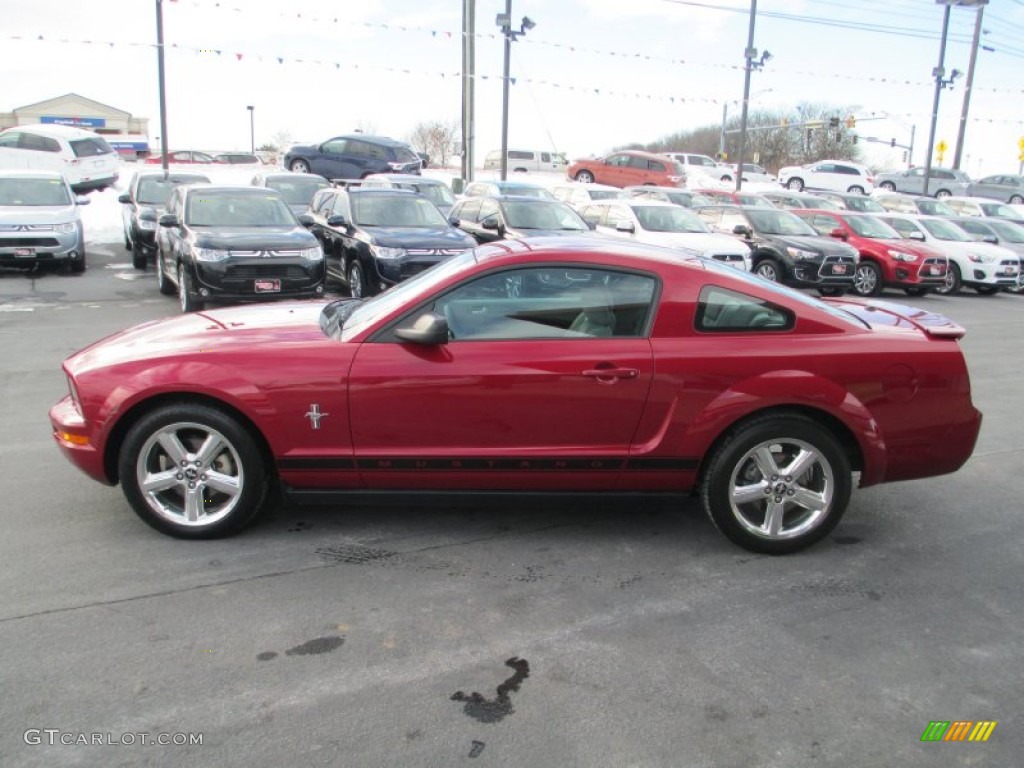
582,367,639,383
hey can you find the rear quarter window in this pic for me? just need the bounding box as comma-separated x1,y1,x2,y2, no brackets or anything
70,138,114,157
695,286,793,332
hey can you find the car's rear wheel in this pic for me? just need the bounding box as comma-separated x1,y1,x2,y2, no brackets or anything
903,286,931,296
786,178,804,191
178,263,204,312
348,260,368,298
754,259,781,282
935,262,961,295
575,170,595,184
935,189,952,199
68,251,86,274
118,404,267,539
847,185,865,195
289,159,311,174
879,181,896,192
852,261,882,296
1010,194,1024,205
701,413,852,554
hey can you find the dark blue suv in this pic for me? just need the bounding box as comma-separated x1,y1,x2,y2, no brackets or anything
284,135,422,180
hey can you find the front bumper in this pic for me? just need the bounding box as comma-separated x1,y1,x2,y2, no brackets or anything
49,395,110,485
787,254,858,287
370,249,471,288
963,259,1019,287
193,256,326,300
0,226,84,268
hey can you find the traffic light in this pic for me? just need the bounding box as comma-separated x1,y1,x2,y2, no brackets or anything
781,117,789,127
845,115,856,129
829,117,840,129
852,135,858,144
902,151,908,162
891,138,896,147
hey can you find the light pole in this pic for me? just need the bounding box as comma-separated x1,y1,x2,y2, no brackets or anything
246,106,255,154
720,88,773,164
737,0,770,193
496,4,535,181
154,0,170,178
953,0,989,169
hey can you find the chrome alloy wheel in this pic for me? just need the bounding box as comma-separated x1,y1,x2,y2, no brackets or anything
852,263,879,295
727,438,835,541
135,421,244,529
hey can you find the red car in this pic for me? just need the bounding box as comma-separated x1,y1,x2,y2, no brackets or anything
567,151,685,188
49,239,981,554
793,209,949,297
691,188,775,208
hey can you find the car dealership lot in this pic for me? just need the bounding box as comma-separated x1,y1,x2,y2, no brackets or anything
1,238,1022,766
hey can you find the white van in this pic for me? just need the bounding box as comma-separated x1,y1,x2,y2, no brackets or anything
483,149,568,173
0,124,120,192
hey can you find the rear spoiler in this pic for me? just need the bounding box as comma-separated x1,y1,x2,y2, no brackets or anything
828,298,966,340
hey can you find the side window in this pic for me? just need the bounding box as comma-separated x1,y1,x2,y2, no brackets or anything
508,150,533,160
806,215,837,235
647,160,666,172
719,211,748,233
19,133,54,152
604,205,633,227
578,205,601,226
464,183,487,197
0,132,21,148
458,199,482,222
322,139,347,155
420,268,658,340
835,165,859,176
332,194,350,217
695,286,793,332
606,154,631,167
815,164,835,174
541,153,551,163
479,199,501,223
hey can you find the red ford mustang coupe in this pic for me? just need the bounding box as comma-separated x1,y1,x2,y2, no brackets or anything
50,238,982,554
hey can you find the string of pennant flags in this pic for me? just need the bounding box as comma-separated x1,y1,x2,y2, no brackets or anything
154,0,1024,96
5,32,1024,124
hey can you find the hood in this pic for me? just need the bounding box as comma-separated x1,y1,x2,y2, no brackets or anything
639,231,749,256
191,225,319,250
65,301,331,377
925,238,1016,260
760,233,857,257
509,227,596,239
361,225,476,249
826,297,965,339
0,205,78,226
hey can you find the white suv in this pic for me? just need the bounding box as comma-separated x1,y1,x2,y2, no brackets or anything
777,160,874,195
0,124,120,193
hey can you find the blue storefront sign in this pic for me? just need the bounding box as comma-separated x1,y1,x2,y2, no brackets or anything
40,116,107,128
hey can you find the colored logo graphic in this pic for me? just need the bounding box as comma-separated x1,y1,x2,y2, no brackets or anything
920,721,996,742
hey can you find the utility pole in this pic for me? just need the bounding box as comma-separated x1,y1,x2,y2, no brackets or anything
923,1,952,196
499,0,512,182
155,0,170,178
953,0,988,169
735,0,758,193
461,0,475,184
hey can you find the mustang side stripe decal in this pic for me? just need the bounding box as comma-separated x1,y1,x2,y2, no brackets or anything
278,457,699,471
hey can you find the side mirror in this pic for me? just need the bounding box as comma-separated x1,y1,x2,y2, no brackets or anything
615,220,635,233
118,193,131,204
481,216,502,232
297,213,315,227
982,234,998,245
75,195,91,206
158,213,179,227
732,224,752,237
449,215,461,227
587,220,597,230
908,231,926,242
394,312,449,345
326,213,348,228
829,227,848,240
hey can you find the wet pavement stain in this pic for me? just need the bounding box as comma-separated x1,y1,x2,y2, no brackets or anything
285,636,345,656
468,740,486,758
833,536,862,546
256,651,278,662
451,657,530,724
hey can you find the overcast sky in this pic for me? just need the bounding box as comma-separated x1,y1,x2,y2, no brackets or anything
3,0,1022,175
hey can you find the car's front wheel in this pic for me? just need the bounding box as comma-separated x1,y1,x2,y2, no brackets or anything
347,260,368,298
574,170,595,183
132,240,147,270
786,178,804,191
847,185,866,195
701,413,852,554
118,403,268,538
935,189,952,199
754,259,781,282
178,263,204,312
1010,194,1024,205
852,261,882,296
289,159,311,173
879,181,896,192
935,262,961,295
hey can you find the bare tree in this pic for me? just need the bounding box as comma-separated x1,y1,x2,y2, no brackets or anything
408,120,460,169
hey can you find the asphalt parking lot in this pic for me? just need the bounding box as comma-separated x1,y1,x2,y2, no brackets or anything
1,237,1021,767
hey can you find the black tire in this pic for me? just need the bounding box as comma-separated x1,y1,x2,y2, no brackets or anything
786,178,804,192
847,185,865,195
132,241,147,270
754,259,781,283
1009,194,1023,205
118,403,268,539
903,286,931,297
817,286,846,297
178,263,204,312
935,262,961,296
701,413,852,554
974,285,1000,295
157,251,175,295
851,261,882,297
124,236,133,252
574,170,595,184
879,182,896,192
69,251,86,274
935,189,952,199
289,159,311,173
347,259,372,298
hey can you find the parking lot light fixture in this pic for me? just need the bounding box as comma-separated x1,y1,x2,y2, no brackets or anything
247,106,255,154
496,3,535,181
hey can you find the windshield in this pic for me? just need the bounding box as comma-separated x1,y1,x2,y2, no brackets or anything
846,215,901,240
0,177,71,206
987,220,1024,243
186,192,296,226
980,202,1017,218
266,177,330,205
746,209,818,236
137,176,208,205
588,189,622,201
674,192,713,207
338,250,478,340
845,197,887,213
920,218,972,241
502,200,588,231
498,184,555,199
352,194,449,227
409,183,456,207
737,194,774,209
916,200,954,216
633,205,708,233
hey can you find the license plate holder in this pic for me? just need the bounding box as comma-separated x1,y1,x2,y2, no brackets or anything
14,248,35,258
254,278,281,293
832,264,847,275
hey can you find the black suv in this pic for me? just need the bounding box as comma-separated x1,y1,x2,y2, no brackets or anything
306,186,476,297
119,171,210,269
695,204,858,295
284,135,422,180
156,185,324,312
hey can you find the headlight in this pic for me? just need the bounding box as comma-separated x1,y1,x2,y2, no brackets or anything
370,245,406,260
54,222,77,234
193,247,231,262
786,246,818,260
967,253,994,263
888,250,918,262
299,246,323,261
137,219,157,231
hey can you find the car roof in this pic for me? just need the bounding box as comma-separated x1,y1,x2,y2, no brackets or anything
0,169,68,181
587,198,677,208
135,171,209,181
472,236,707,272
490,194,563,203
0,124,104,140
331,134,408,147
364,173,443,183
255,171,328,181
183,184,283,195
